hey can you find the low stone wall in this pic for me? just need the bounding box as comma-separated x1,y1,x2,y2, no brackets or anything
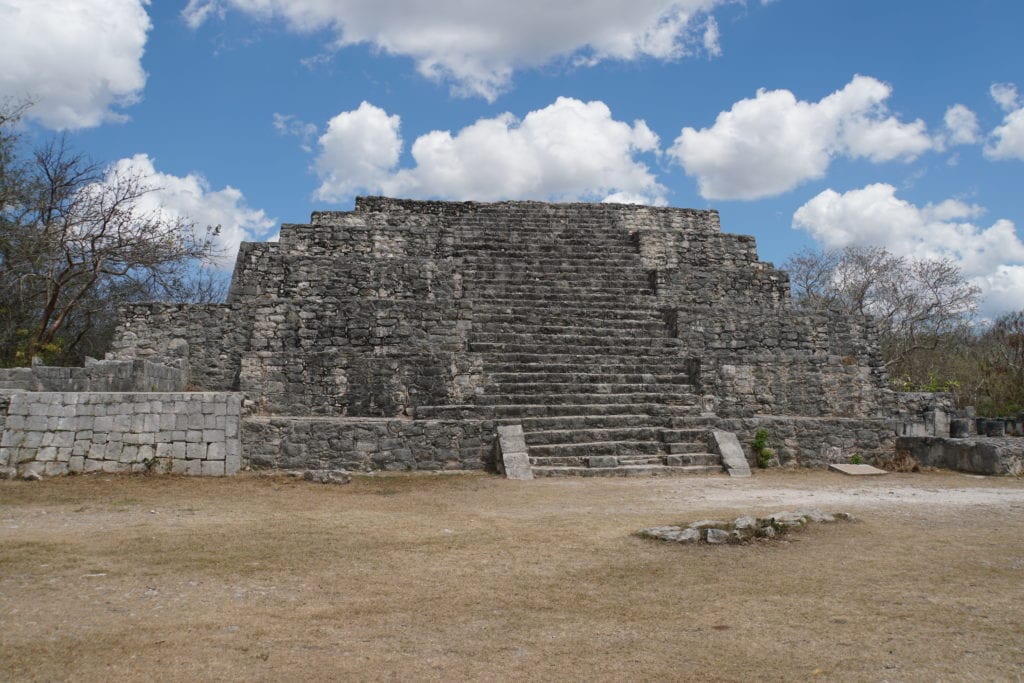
896,436,1024,476
0,392,242,478
709,416,896,468
0,359,184,393
242,417,497,471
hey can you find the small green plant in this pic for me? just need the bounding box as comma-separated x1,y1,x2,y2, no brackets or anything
850,453,863,465
751,429,774,468
142,456,160,473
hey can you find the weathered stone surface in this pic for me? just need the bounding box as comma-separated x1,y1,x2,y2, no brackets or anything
705,528,731,544
496,424,532,480
640,508,851,546
896,436,1024,476
711,430,750,478
732,515,759,530
302,469,352,485
829,463,888,476
688,519,730,530
0,392,242,479
1,197,959,478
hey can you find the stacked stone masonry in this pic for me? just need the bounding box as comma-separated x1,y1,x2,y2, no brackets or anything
3,197,954,477
94,196,912,476
0,392,241,478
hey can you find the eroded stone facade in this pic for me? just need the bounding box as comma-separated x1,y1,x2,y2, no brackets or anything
90,197,915,474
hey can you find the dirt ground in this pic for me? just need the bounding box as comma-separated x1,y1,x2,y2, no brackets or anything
1,470,1023,682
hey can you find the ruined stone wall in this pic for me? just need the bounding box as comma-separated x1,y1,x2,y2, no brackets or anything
710,416,897,468
108,303,248,391
0,359,183,392
623,209,791,309
0,391,242,478
228,210,462,304
668,306,890,418
238,298,480,416
243,417,495,471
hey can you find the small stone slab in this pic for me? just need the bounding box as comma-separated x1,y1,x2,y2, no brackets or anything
711,430,750,478
828,463,888,476
496,424,533,480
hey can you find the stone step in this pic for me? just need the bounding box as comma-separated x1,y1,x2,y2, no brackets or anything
472,332,677,348
661,428,711,443
460,255,643,267
527,440,665,457
514,414,677,430
456,229,637,241
523,426,667,444
471,340,684,355
530,464,723,478
481,358,698,373
485,382,695,396
470,309,663,324
476,323,670,338
469,298,660,314
528,452,721,467
488,372,692,384
467,285,653,298
415,402,699,419
665,442,710,455
528,455,660,467
473,314,664,330
466,291,654,304
474,392,700,406
459,247,641,259
463,266,647,279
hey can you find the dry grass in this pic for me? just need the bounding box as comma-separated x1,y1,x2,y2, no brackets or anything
2,470,1023,681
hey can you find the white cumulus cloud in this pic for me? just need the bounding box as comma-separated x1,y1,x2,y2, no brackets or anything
0,0,151,129
313,97,666,205
792,183,1024,315
110,154,276,267
984,83,1024,161
942,104,980,146
990,83,1020,113
669,75,935,200
182,0,730,99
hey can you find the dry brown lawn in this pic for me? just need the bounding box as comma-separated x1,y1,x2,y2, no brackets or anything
1,470,1023,682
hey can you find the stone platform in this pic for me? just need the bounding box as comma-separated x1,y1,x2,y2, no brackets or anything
2,197,931,478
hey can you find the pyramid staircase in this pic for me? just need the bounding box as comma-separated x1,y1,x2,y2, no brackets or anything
415,208,725,477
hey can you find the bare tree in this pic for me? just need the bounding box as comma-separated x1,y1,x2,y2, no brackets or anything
975,310,1024,414
784,245,980,369
1,107,221,365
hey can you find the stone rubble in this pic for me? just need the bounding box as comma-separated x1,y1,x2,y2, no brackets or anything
638,507,853,545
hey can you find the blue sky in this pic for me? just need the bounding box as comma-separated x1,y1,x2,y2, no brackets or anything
2,0,1023,314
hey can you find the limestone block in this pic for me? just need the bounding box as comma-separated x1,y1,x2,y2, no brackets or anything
711,430,750,477
44,462,68,476
207,442,225,460
705,528,730,544
495,424,532,481
201,460,225,476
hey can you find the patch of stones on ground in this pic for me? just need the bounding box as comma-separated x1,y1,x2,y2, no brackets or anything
638,507,854,545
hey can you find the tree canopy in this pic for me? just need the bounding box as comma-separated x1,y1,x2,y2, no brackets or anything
0,102,223,366
785,245,1022,415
